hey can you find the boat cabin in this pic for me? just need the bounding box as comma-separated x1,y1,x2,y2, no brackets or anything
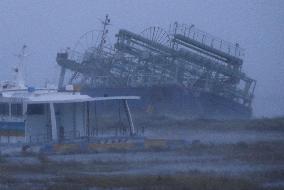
0,87,139,144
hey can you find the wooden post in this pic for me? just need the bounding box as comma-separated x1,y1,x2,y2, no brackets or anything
94,102,98,136
23,102,28,143
72,103,77,138
86,102,90,138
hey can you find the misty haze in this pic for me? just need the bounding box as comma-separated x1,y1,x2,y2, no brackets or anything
0,1,283,190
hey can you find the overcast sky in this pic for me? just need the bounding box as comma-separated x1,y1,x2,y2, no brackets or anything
0,0,283,117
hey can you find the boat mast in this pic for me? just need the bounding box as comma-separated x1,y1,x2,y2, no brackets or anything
14,45,29,89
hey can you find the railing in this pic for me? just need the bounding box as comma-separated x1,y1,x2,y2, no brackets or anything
0,135,25,144
169,23,245,58
26,127,145,144
127,73,177,87
28,133,50,144
86,125,145,138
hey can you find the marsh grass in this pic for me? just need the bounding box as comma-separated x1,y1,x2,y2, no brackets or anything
178,141,284,162
9,173,259,190
0,154,6,163
135,115,284,132
51,174,262,190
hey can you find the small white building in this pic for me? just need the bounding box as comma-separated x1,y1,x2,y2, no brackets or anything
0,86,139,144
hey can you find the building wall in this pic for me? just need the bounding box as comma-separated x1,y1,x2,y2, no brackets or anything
0,120,25,143
55,102,86,139
25,104,50,143
25,103,87,143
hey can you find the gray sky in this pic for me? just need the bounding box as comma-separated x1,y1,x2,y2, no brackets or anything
0,0,283,117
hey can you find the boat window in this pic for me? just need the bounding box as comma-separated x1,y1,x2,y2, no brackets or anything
0,103,9,116
27,104,44,115
11,103,23,116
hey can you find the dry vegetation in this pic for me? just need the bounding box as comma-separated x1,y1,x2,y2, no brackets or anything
134,115,284,131
0,116,284,190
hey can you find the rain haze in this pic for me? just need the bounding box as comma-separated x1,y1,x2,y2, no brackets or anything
0,0,283,118
1,1,284,189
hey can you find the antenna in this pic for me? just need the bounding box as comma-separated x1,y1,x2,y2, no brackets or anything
13,45,30,88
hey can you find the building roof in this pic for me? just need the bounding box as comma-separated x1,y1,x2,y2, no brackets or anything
1,88,140,104
26,94,140,104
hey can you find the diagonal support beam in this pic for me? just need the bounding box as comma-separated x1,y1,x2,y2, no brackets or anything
49,103,58,142
123,100,136,136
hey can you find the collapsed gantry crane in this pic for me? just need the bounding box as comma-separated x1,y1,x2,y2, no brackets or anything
56,16,256,118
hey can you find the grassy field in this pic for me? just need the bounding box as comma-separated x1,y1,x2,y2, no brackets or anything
0,116,284,190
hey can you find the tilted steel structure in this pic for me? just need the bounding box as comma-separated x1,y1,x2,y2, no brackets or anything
56,16,256,118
